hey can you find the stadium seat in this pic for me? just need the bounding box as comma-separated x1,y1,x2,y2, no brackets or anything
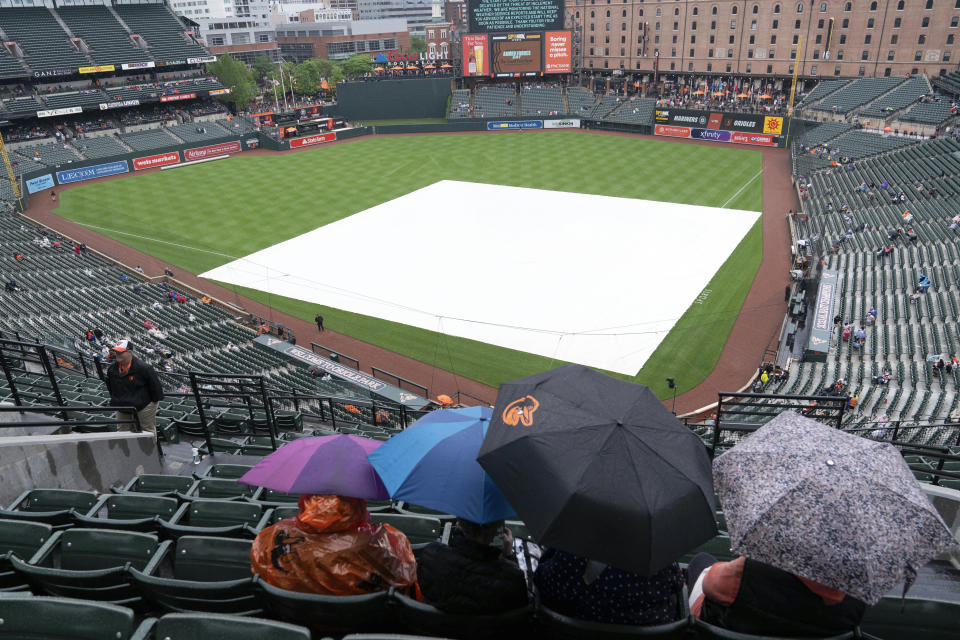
369,513,447,545
130,613,310,640
0,518,53,591
393,593,534,639
130,536,259,615
198,463,254,479
180,478,260,501
691,618,859,639
537,606,691,639
255,577,394,634
1,488,98,528
114,474,195,497
0,594,137,640
160,500,271,539
860,596,960,640
10,528,168,606
74,494,179,533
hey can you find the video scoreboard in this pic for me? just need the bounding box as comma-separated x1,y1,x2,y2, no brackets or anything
463,0,570,77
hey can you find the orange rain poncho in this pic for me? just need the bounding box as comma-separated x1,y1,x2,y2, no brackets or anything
251,494,421,598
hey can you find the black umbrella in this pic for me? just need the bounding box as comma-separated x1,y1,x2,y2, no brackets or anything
477,364,717,575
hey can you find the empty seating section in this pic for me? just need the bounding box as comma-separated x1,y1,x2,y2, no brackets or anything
0,8,88,72
585,95,620,119
520,86,563,116
14,142,81,167
825,130,918,160
605,97,657,125
473,85,516,118
72,135,129,159
0,50,25,80
449,88,471,118
799,79,851,108
42,91,107,110
811,77,906,114
933,70,960,96
165,121,231,143
860,76,930,118
901,100,956,125
2,96,38,114
790,135,960,427
107,85,161,102
215,116,258,135
57,6,152,66
113,4,208,64
798,121,855,148
119,128,181,151
566,86,598,114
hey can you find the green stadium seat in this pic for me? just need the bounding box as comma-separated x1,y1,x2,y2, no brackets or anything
255,577,394,634
130,536,259,615
691,618,859,639
537,606,690,639
130,613,310,640
1,489,98,528
113,474,195,498
198,464,254,479
393,593,533,639
0,594,137,640
0,518,53,591
369,513,446,545
182,478,260,501
74,494,179,534
160,499,271,539
11,528,168,606
860,596,960,640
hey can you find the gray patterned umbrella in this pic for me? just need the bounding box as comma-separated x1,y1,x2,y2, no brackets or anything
713,411,957,605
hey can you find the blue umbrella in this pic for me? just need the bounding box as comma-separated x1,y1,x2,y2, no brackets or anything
367,406,515,524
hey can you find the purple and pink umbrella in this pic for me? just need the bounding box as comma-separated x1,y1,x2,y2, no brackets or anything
239,434,389,500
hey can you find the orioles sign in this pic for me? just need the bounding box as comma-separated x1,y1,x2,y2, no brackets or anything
502,395,539,426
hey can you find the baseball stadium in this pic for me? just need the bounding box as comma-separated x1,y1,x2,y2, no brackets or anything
0,0,958,637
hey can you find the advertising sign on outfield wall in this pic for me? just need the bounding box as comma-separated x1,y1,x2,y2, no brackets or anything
543,119,580,129
184,140,241,161
654,123,778,147
288,132,337,148
133,151,181,171
26,174,54,194
487,120,543,130
56,160,129,185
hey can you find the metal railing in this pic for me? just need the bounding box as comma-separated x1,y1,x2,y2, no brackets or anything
310,342,360,370
370,366,429,398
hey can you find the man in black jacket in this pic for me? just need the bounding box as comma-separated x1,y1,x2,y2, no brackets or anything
105,340,163,435
417,519,528,614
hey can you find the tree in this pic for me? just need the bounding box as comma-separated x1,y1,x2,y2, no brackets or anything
206,55,256,110
409,35,427,56
292,59,321,97
251,55,276,80
312,57,339,79
339,54,374,79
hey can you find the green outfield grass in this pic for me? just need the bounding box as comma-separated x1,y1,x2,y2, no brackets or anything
55,131,763,398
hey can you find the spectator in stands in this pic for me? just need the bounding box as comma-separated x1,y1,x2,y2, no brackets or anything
104,340,163,435
875,370,892,385
135,265,144,274
687,554,866,637
187,313,196,323
151,301,163,311
907,228,918,243
417,519,527,614
919,274,932,292
226,341,241,353
83,267,94,278
535,549,683,625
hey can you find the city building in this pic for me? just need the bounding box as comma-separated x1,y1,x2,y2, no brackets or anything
276,17,410,60
357,0,433,36
423,19,451,59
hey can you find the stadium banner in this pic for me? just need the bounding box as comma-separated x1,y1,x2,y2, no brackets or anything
654,124,691,138
731,131,779,147
36,106,82,118
160,92,197,102
99,99,140,110
208,88,232,96
184,140,242,161
491,32,542,77
544,31,572,74
691,128,731,142
654,108,770,134
32,69,73,79
187,56,218,64
121,61,155,70
56,160,129,185
133,151,181,171
254,335,430,408
544,118,580,128
462,34,489,76
469,0,564,33
26,174,54,194
487,120,543,130
289,132,337,148
805,268,839,362
763,116,784,135
78,65,115,74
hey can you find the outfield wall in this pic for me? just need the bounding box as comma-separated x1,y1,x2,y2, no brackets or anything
336,78,452,121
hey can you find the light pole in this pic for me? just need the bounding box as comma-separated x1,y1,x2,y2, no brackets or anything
666,377,678,414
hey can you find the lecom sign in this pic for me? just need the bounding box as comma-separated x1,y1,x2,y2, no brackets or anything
184,140,242,160
133,151,181,170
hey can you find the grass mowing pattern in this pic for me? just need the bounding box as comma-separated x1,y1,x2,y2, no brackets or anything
55,131,763,397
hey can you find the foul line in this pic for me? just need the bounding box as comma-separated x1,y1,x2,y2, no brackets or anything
721,169,763,209
80,223,238,259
